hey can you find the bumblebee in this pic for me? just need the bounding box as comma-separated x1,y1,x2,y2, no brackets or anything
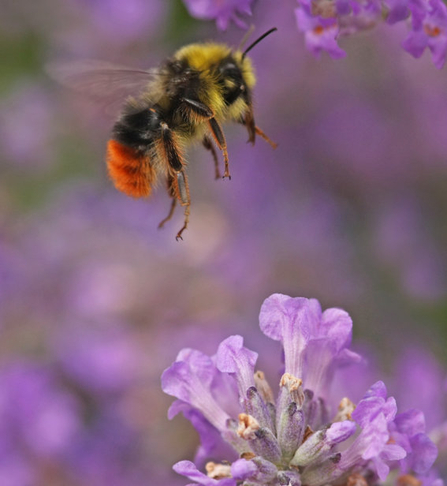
51,28,277,239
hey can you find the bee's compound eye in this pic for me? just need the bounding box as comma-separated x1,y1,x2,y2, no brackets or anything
220,62,240,78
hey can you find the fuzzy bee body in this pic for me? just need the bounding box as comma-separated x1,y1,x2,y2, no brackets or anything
50,29,277,239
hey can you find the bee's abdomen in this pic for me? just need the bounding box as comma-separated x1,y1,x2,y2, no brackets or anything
106,139,155,198
112,108,160,149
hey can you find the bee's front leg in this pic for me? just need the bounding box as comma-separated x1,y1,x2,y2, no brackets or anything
181,98,231,180
182,98,214,121
239,112,278,150
242,105,256,145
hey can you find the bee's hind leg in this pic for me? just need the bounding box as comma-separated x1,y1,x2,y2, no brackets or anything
174,170,191,241
156,123,191,239
157,171,190,240
158,197,177,229
203,136,221,180
176,204,190,241
158,176,178,229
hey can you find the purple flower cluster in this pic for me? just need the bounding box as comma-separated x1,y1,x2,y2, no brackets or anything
401,0,447,68
295,0,447,67
162,294,439,486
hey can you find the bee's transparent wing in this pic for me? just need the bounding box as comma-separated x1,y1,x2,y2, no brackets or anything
47,60,160,113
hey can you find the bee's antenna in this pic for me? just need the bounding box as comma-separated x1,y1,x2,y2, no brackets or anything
237,24,255,51
241,27,277,59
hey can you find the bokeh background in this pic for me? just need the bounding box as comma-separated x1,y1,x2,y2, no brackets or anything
1,0,447,484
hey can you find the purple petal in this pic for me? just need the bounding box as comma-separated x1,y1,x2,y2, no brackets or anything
409,433,438,474
216,335,258,399
395,409,426,436
176,348,218,386
320,308,353,347
173,461,217,485
295,8,347,60
402,30,429,59
174,461,237,485
371,455,391,480
303,306,359,396
259,294,311,378
168,400,236,466
182,0,254,31
259,294,311,342
230,459,257,480
360,415,390,460
326,420,357,444
162,360,231,431
352,383,397,427
364,381,388,399
381,443,408,461
429,35,447,68
352,397,385,427
340,412,391,474
385,0,410,23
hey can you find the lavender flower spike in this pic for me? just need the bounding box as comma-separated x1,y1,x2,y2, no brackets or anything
162,294,438,486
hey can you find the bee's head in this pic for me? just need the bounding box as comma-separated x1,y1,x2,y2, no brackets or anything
218,28,277,107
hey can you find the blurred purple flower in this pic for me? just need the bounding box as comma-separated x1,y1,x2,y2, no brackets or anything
385,0,411,24
295,0,382,57
372,198,447,301
55,323,141,393
70,0,167,43
182,0,253,30
0,363,80,457
402,0,447,68
293,0,447,67
163,294,438,485
295,0,383,59
0,85,55,169
295,6,347,59
391,348,447,480
0,362,80,484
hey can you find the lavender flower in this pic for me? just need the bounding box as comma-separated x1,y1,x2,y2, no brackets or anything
162,294,438,486
402,0,447,68
295,6,347,59
181,0,253,30
293,0,447,67
295,0,385,59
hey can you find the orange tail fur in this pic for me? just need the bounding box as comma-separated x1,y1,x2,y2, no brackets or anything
106,139,156,198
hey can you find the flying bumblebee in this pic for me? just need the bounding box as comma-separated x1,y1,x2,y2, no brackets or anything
50,28,277,240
